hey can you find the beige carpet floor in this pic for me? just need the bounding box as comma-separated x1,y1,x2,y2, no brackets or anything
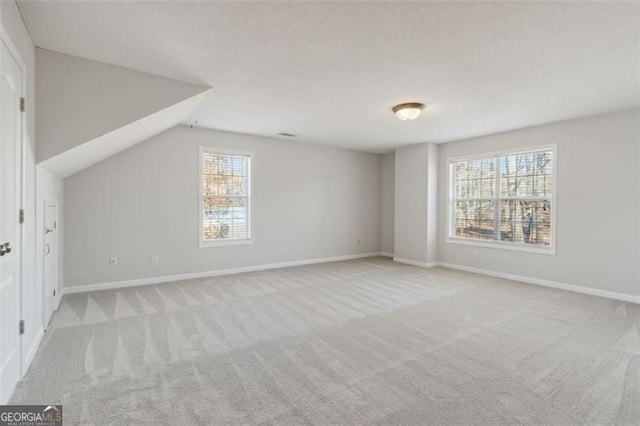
11,257,640,425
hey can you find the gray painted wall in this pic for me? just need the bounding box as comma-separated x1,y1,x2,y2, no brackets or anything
394,143,438,265
437,109,640,297
63,107,638,298
64,126,381,287
380,152,394,255
426,143,438,264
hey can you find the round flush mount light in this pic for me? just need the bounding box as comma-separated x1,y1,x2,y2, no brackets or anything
392,102,425,121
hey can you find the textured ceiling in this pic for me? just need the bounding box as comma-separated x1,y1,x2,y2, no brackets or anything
18,1,640,153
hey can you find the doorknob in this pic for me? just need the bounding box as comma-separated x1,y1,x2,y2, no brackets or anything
0,242,10,256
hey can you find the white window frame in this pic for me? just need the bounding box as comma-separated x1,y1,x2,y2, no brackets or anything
199,146,254,248
446,144,557,255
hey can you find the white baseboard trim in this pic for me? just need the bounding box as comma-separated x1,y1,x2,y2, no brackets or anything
393,257,438,268
438,262,640,304
64,252,383,294
23,327,44,375
379,252,394,258
56,286,65,309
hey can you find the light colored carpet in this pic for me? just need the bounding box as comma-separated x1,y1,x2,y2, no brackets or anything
11,257,640,425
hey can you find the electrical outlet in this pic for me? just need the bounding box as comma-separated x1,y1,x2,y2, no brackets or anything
151,256,159,266
322,242,329,249
109,257,118,266
356,238,361,246
472,250,480,259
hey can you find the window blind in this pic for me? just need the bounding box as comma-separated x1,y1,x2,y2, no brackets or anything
450,148,553,247
201,151,251,242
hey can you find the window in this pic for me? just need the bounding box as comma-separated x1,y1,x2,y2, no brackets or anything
200,148,252,247
448,146,555,253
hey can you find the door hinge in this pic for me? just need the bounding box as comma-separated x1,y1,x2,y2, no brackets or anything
20,97,25,112
19,320,24,335
53,289,56,297
19,209,24,224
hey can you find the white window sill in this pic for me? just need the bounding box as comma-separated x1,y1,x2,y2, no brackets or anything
200,238,254,248
446,237,556,255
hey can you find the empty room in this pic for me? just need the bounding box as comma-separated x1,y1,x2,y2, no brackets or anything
1,1,639,424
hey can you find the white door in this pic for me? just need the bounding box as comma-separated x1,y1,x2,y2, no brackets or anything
43,202,58,325
0,38,23,404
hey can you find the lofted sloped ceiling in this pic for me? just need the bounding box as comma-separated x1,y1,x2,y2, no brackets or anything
18,1,640,153
36,49,211,176
39,90,210,178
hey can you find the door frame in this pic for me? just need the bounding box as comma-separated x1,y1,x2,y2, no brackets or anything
0,23,27,378
42,199,58,326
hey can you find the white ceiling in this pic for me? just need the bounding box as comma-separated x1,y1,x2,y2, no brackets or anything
18,1,640,153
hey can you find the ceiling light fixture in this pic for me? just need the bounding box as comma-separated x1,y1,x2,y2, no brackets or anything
392,102,425,121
